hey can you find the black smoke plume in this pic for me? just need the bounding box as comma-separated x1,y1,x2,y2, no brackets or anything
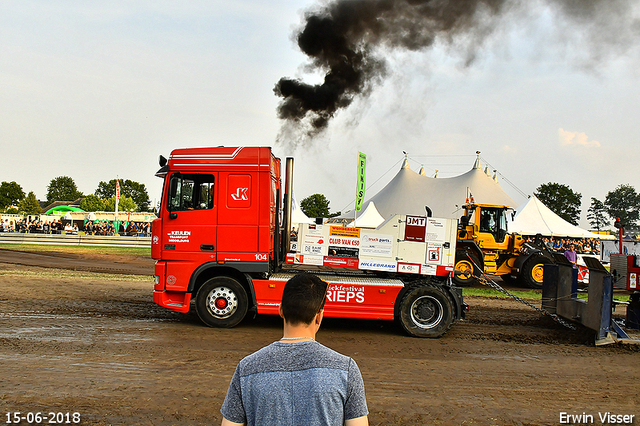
274,0,637,140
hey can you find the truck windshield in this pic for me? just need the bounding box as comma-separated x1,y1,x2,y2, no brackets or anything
168,174,215,211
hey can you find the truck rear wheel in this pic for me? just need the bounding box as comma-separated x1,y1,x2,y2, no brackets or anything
399,283,454,338
195,276,248,328
519,256,550,289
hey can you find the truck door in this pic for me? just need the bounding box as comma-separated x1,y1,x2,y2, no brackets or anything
162,172,218,259
216,171,260,254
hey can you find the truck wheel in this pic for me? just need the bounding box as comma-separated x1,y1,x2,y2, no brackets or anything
520,256,550,289
453,254,479,286
195,276,248,328
399,284,454,338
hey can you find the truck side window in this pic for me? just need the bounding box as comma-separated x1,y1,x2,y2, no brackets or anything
168,174,215,211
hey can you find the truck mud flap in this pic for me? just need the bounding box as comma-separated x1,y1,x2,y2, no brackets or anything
446,285,466,320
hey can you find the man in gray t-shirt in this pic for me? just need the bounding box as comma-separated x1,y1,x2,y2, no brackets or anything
221,273,369,426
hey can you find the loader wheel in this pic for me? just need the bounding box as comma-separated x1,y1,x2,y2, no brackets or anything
520,256,550,289
399,284,454,338
453,254,480,286
195,276,248,328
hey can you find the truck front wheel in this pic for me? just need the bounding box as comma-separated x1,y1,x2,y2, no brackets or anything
195,276,248,328
399,284,454,338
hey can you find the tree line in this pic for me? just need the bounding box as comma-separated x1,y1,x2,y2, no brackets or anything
0,176,152,215
6,174,633,231
534,182,639,232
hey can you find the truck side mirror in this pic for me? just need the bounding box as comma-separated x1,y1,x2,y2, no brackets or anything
167,173,181,219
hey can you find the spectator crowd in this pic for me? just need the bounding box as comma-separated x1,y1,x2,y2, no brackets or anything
538,237,601,255
1,218,150,237
1,218,67,234
84,220,150,236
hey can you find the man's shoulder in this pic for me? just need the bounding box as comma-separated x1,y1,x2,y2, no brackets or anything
241,341,350,361
237,341,353,377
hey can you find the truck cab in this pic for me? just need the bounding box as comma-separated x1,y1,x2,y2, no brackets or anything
152,147,280,314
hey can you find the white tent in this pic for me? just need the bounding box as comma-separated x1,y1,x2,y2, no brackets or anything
509,195,612,239
291,195,314,225
347,201,385,228
363,156,516,220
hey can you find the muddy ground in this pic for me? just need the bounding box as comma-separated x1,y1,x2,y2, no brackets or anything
0,249,638,426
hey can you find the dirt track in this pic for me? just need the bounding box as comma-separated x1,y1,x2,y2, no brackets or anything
0,249,638,426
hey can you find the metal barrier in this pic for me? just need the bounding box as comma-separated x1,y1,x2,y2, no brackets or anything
0,232,151,248
542,254,640,346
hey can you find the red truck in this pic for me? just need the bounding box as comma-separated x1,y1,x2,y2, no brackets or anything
151,146,466,337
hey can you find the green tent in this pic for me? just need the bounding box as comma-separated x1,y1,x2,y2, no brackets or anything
44,206,86,216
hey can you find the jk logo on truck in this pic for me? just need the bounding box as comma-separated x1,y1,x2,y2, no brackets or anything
231,187,249,201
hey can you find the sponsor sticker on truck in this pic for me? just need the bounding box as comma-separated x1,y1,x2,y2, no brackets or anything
330,226,361,238
426,218,447,242
327,284,365,304
397,262,421,274
360,234,393,257
323,257,359,268
358,259,397,272
405,215,427,242
167,230,191,243
427,243,442,263
328,235,360,258
302,234,328,256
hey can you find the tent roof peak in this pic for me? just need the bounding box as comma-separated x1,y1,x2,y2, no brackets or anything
473,151,482,170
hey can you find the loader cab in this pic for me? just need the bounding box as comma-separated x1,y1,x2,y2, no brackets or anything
479,207,508,244
461,204,510,250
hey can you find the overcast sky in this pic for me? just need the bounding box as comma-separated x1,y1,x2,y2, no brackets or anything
2,0,639,229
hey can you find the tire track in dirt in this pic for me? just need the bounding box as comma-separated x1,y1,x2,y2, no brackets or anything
0,248,154,275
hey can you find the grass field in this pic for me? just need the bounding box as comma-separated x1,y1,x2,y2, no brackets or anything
0,243,151,257
462,287,542,300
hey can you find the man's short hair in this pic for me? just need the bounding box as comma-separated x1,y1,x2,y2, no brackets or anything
281,273,328,325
